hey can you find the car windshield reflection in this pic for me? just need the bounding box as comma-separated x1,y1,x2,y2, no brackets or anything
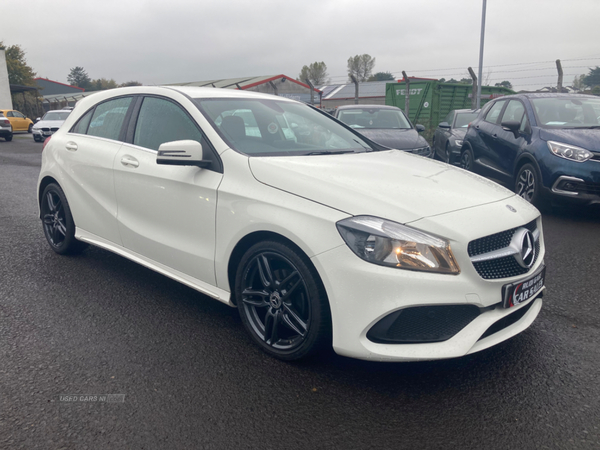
196,98,373,156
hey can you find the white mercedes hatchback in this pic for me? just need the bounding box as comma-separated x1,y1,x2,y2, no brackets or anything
37,86,546,361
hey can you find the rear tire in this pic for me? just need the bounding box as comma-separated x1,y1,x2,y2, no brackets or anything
40,183,87,255
4,133,12,142
235,240,331,361
460,147,474,171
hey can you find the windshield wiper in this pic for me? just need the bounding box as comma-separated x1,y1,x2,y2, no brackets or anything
577,125,600,129
305,150,357,155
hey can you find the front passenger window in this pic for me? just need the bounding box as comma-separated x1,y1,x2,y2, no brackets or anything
484,101,506,124
134,97,203,150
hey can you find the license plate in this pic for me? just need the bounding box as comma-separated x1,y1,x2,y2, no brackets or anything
502,266,545,308
43,131,52,136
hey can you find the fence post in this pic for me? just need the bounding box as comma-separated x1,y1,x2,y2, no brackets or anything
402,71,410,117
556,59,563,93
468,67,478,109
350,75,359,104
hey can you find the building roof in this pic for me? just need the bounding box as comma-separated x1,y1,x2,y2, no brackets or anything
317,80,389,100
35,78,85,96
170,74,320,92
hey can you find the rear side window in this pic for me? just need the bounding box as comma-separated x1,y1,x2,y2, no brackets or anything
484,100,506,124
87,97,132,141
71,110,93,134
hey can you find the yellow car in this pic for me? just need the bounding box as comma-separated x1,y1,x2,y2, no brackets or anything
0,109,34,133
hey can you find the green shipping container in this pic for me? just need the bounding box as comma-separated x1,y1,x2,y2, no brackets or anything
385,81,514,130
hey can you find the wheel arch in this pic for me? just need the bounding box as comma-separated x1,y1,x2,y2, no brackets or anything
227,230,328,307
513,153,542,183
38,176,61,219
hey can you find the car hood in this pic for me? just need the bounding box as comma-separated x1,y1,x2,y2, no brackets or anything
249,150,515,223
34,119,66,128
353,128,425,150
539,128,600,151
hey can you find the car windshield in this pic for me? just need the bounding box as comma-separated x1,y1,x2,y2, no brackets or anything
42,111,71,121
196,98,373,156
531,97,600,128
454,112,479,128
337,108,412,130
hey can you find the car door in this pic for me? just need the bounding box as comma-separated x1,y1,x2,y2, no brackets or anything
113,95,223,285
471,100,507,176
61,96,134,245
488,99,528,180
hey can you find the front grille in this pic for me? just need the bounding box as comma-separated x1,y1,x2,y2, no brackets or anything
478,300,535,341
367,305,481,344
468,219,540,280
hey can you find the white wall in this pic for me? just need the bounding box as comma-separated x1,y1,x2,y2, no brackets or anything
0,50,13,110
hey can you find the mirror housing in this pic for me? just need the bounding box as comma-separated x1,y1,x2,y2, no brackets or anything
35,117,41,123
415,124,426,132
438,122,451,129
156,140,211,168
501,120,521,139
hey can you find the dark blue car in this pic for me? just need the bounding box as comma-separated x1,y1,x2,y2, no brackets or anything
460,93,600,207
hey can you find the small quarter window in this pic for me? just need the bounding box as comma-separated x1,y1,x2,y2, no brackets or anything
71,109,93,135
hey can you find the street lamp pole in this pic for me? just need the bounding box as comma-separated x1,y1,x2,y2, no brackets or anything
476,0,487,109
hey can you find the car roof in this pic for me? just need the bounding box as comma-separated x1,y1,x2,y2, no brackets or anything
453,109,479,113
499,93,599,100
336,104,402,111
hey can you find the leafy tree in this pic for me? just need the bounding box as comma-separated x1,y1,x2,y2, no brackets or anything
347,54,376,82
298,62,329,85
446,78,459,83
583,67,600,88
67,66,92,89
367,71,395,82
438,78,446,83
572,74,586,91
91,78,118,91
119,81,142,87
459,77,473,85
495,80,513,89
0,41,36,86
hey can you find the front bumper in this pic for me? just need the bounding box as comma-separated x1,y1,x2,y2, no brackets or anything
311,198,544,361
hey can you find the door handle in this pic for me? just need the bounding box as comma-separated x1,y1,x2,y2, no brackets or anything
120,155,139,168
65,142,78,152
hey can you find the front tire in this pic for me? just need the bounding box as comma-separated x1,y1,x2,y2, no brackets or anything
28,123,33,133
235,240,331,361
40,183,87,254
515,163,544,206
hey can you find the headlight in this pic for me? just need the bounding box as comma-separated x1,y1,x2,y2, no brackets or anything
336,216,460,274
411,146,431,156
454,139,464,147
547,140,592,162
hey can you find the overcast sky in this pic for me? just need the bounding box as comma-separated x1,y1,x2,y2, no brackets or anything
2,0,600,91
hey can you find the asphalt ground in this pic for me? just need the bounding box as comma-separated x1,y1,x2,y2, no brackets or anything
1,134,599,449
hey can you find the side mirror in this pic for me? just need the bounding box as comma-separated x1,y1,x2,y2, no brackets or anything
35,117,41,123
438,122,451,129
415,124,426,132
501,120,521,139
157,140,211,168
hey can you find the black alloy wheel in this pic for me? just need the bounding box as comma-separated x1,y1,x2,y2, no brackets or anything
515,163,542,205
40,183,86,254
460,148,474,170
236,241,330,360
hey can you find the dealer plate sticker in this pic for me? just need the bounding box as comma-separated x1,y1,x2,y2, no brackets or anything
502,266,545,308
